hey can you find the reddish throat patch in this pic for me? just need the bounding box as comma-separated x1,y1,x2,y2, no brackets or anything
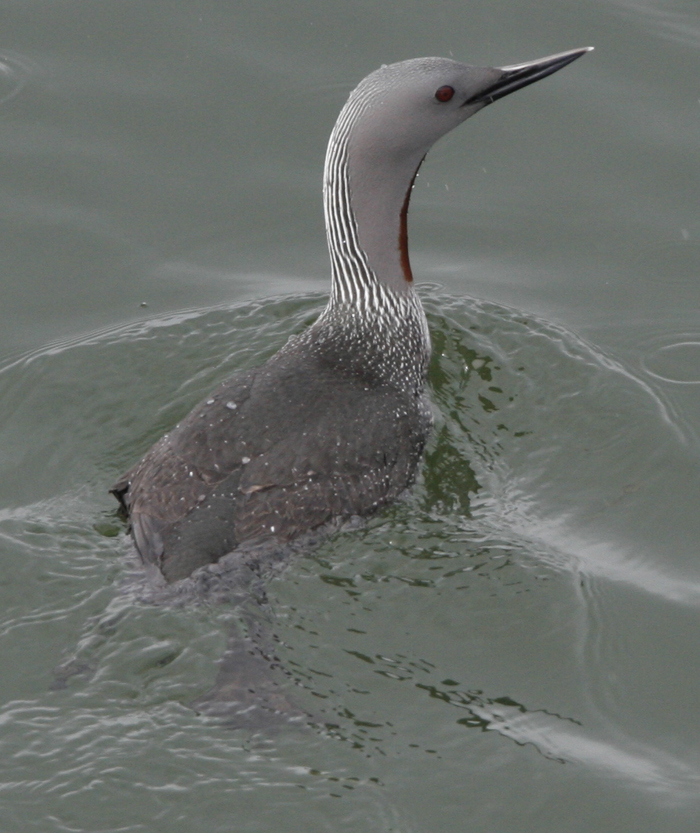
399,158,424,283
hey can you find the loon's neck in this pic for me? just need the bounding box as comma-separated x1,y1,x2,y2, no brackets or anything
312,83,431,393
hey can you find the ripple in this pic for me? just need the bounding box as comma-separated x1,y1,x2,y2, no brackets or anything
0,51,41,105
643,340,700,384
2,289,700,817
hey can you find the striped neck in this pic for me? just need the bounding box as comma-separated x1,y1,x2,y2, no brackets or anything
313,79,431,393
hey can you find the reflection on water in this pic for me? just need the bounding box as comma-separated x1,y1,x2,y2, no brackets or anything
463,694,700,801
416,678,700,801
1,290,700,824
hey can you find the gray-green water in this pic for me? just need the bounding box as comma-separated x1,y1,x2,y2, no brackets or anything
2,2,700,831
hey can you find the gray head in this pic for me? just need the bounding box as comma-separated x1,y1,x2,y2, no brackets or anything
324,48,592,295
342,49,592,165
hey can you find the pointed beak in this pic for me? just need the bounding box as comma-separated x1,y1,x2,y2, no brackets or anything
463,47,593,107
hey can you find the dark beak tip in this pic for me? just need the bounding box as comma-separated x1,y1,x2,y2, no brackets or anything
466,46,594,108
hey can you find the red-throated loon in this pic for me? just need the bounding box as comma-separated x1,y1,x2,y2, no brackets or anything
112,48,592,582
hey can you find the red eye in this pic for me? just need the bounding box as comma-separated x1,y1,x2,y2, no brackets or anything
435,85,455,103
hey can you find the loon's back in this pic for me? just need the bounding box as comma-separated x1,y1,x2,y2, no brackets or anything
112,334,431,582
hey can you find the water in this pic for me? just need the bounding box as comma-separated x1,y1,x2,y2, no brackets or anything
1,1,700,831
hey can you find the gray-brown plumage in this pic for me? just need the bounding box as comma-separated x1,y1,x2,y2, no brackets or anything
112,322,430,582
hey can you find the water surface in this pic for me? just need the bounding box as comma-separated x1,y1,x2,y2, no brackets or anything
1,1,699,831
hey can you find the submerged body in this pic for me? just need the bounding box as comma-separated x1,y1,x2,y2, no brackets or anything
113,49,590,583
